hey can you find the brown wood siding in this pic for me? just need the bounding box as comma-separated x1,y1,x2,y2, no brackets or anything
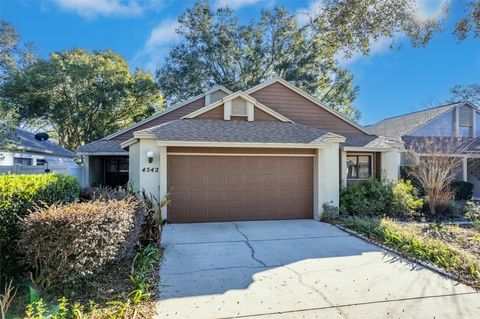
167,147,316,155
196,104,224,120
255,108,281,121
168,155,313,223
113,97,206,140
249,82,366,136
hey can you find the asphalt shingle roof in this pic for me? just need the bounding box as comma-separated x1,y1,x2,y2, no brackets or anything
366,102,460,140
77,139,127,154
7,128,74,157
343,135,395,149
136,119,343,145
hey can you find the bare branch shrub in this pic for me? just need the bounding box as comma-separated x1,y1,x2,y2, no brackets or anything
405,136,471,216
0,280,16,319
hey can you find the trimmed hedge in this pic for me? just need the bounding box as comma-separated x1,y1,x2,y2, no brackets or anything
452,181,473,200
0,174,79,281
19,197,145,292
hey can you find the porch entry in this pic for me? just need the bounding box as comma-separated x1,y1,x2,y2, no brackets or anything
104,157,129,187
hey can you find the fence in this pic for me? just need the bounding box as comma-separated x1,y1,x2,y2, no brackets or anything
0,165,84,185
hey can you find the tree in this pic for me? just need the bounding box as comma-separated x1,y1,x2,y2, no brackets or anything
1,49,164,150
0,21,36,147
406,136,470,216
157,2,361,120
450,84,480,106
454,0,480,41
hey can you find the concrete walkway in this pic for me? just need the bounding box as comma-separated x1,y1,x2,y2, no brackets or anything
156,220,480,319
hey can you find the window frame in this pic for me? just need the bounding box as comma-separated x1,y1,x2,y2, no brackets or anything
14,157,33,166
346,153,373,180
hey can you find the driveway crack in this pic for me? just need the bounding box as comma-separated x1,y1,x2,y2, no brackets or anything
284,265,350,319
233,223,268,268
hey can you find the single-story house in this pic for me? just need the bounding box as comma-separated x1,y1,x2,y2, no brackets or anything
367,101,480,198
78,78,402,222
0,127,78,174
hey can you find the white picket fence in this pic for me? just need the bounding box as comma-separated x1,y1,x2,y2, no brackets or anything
0,165,84,185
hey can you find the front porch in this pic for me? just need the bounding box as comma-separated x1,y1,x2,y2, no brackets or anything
82,155,129,188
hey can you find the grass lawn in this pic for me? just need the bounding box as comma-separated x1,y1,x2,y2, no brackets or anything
337,217,480,289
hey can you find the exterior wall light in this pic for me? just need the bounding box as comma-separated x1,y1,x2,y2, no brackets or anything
146,151,154,163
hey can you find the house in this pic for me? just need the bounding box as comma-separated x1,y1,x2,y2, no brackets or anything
78,78,402,222
0,127,79,175
367,101,480,197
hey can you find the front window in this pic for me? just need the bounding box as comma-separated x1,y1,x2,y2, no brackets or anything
14,157,32,166
347,155,372,179
36,159,47,166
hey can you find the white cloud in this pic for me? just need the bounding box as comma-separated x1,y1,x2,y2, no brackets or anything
415,0,450,21
53,0,162,18
214,0,264,10
133,19,180,72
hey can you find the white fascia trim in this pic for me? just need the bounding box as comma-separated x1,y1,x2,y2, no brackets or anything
103,87,231,140
77,151,128,156
155,141,334,149
245,77,372,135
120,138,139,149
342,147,392,152
182,91,293,123
168,152,316,157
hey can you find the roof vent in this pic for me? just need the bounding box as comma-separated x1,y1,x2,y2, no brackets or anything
34,132,49,142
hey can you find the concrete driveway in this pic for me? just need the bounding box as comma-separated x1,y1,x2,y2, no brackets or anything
156,220,480,319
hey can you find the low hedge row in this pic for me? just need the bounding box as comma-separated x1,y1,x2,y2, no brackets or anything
19,195,146,292
0,174,79,281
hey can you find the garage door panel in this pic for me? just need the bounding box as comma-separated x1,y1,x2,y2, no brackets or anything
168,155,313,222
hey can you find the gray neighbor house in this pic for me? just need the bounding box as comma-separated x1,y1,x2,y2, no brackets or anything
367,101,480,198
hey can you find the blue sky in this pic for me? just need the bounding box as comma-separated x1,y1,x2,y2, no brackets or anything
1,0,479,125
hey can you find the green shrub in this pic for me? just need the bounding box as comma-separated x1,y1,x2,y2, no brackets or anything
391,179,424,216
19,197,146,292
339,178,423,217
340,217,479,287
452,181,474,200
0,174,79,281
465,201,480,231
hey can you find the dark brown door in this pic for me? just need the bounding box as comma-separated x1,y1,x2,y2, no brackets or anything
168,155,313,223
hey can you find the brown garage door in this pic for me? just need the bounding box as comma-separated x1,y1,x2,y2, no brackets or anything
167,155,313,223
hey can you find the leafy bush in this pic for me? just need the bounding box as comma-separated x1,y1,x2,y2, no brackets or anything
340,178,423,217
19,197,146,292
465,201,480,231
340,217,479,287
392,179,424,216
452,181,473,200
0,174,79,281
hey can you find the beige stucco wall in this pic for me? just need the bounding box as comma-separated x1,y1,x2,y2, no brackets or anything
128,142,140,189
314,143,340,219
381,149,400,181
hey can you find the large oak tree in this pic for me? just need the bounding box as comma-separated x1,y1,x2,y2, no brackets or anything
1,49,164,150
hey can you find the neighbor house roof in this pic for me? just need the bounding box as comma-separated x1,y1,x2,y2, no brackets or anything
366,102,462,140
402,136,480,154
77,140,127,155
342,135,400,149
5,128,75,157
132,119,345,145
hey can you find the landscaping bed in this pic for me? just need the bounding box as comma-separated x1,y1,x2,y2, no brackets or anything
1,175,166,319
337,217,480,289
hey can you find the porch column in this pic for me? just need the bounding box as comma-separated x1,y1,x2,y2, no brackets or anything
138,138,161,203
82,155,90,187
463,157,468,182
314,143,340,219
159,145,168,220
340,149,348,188
381,149,400,182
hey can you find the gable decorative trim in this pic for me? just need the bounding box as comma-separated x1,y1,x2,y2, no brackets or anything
183,91,293,123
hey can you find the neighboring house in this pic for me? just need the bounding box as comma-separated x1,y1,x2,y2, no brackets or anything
0,128,78,175
367,101,480,197
78,78,402,222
